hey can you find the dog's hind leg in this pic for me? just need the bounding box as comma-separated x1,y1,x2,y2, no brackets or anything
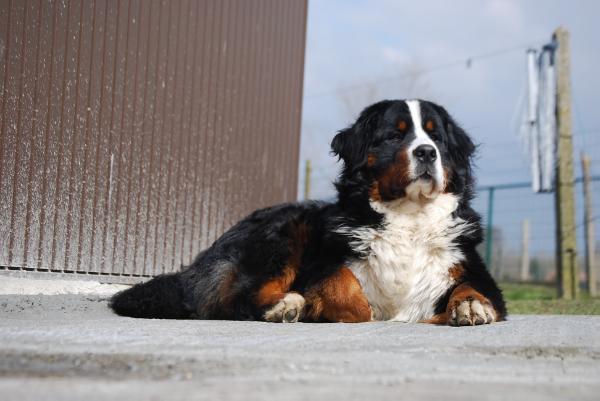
255,264,305,323
263,292,306,323
304,267,372,323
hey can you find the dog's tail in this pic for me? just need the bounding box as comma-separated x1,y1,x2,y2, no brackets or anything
109,273,190,319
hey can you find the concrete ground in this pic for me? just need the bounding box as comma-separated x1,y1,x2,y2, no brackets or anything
1,294,600,401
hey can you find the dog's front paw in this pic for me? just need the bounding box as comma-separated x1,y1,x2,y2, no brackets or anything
264,293,306,323
448,297,496,326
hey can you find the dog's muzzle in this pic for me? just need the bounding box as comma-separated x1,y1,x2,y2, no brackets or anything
412,145,438,179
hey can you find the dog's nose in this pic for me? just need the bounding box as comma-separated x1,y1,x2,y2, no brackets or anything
413,145,437,164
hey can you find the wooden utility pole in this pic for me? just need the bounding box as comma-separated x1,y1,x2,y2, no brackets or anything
581,153,596,296
554,27,579,299
304,159,312,200
520,219,530,282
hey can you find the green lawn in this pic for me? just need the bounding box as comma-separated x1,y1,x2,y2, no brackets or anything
500,282,600,315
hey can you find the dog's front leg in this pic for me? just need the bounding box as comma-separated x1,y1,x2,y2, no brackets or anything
444,283,499,326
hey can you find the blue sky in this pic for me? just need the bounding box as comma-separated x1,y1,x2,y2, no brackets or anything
299,0,600,256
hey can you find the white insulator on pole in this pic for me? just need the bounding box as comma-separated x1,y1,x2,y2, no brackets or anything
538,45,557,192
526,49,541,192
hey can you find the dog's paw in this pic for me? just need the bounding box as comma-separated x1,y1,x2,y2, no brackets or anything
448,298,496,326
264,293,306,323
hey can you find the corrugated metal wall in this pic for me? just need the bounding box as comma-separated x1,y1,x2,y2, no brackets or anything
0,0,307,281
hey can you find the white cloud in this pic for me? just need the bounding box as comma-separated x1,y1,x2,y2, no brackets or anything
484,0,525,30
381,46,411,66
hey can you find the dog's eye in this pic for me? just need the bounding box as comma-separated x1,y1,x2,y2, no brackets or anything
424,120,435,132
397,120,408,132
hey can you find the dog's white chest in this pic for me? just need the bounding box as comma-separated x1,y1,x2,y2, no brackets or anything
343,194,468,322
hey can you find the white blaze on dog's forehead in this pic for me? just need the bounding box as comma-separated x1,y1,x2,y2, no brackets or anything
406,100,431,145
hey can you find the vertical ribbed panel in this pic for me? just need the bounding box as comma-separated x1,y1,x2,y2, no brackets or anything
0,0,307,280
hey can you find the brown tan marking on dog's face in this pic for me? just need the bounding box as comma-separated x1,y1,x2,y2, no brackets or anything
367,153,377,167
424,119,435,132
368,149,412,201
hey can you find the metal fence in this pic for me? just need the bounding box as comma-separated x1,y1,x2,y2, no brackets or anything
475,178,600,287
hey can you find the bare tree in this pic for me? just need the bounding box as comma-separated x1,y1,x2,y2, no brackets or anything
336,60,435,121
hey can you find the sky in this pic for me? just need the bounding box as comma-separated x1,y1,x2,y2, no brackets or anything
299,0,600,258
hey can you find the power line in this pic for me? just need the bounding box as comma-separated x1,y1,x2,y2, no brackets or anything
477,175,600,191
305,39,547,99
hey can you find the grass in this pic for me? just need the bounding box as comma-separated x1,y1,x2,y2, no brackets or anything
507,299,600,315
500,282,600,315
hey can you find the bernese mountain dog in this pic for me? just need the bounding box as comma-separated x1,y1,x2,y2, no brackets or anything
111,99,506,326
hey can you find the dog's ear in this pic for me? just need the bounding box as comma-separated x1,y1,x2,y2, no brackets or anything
330,127,349,160
331,126,366,168
331,102,387,169
433,104,476,165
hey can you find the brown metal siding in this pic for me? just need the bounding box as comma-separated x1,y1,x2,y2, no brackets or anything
0,0,307,280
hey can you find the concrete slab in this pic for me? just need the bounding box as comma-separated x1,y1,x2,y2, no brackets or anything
0,276,129,296
1,295,599,400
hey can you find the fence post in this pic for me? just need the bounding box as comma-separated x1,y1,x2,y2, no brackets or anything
485,187,495,269
581,153,596,296
304,159,312,200
554,27,578,299
520,219,530,281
